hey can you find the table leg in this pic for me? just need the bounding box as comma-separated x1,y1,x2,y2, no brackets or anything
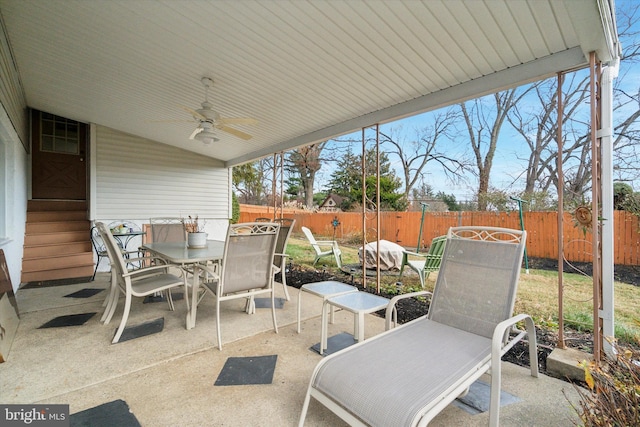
320,300,329,355
356,312,365,342
187,264,200,330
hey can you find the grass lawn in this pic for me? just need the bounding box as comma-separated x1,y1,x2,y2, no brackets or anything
286,234,640,346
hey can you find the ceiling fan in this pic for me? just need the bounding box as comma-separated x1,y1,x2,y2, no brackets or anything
186,77,256,144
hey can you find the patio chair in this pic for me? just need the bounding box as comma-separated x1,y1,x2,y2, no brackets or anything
90,226,108,281
398,235,447,288
149,217,186,243
96,222,188,344
301,226,342,268
272,218,296,300
299,226,538,427
197,222,280,350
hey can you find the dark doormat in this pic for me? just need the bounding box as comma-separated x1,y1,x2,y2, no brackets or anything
116,318,164,342
70,399,141,427
310,332,356,356
39,312,96,328
252,297,285,309
64,288,104,298
20,277,93,289
214,355,277,386
453,380,521,414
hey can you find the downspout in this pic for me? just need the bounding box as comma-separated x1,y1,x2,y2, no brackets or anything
600,58,618,357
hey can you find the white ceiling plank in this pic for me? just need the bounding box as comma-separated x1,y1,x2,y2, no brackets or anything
0,0,618,163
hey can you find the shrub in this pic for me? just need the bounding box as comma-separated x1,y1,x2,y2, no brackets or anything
571,340,640,426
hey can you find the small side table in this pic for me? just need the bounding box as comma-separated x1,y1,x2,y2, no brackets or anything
321,292,390,355
297,281,358,333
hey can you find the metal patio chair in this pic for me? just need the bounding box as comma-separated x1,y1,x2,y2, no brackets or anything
197,222,280,350
96,222,188,344
272,218,295,301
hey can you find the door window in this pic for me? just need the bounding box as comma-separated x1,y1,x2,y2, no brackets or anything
40,112,79,154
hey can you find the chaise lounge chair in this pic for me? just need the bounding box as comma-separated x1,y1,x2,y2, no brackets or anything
299,226,537,427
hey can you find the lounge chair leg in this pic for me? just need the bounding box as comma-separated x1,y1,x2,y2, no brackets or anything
298,388,312,427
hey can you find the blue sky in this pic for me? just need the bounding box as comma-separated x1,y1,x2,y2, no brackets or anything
316,2,639,203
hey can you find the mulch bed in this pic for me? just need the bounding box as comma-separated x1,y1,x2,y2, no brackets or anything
284,261,616,380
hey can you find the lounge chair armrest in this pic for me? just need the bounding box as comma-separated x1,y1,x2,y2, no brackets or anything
491,314,538,377
384,290,432,330
401,251,428,260
315,240,339,248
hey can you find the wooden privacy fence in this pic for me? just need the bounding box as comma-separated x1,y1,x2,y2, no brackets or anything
239,205,640,266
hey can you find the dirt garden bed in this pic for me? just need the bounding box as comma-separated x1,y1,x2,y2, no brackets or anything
283,260,633,379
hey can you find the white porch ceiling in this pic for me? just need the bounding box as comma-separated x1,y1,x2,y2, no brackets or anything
0,0,619,167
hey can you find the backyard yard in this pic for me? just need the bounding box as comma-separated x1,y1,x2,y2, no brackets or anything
284,234,640,376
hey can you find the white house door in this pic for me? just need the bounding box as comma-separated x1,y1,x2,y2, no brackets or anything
31,109,87,200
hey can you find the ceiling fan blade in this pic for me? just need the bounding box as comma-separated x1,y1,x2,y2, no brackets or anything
217,125,253,140
218,117,258,126
189,127,203,140
181,105,206,121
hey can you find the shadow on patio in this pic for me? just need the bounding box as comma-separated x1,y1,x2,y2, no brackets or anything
1,274,580,426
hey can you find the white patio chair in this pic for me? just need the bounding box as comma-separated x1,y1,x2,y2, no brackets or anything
96,222,188,344
301,226,342,268
299,226,538,427
197,222,280,350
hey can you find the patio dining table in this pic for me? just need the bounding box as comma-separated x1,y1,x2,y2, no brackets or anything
141,240,225,329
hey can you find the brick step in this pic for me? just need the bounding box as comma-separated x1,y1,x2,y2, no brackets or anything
26,220,90,234
27,200,87,212
22,252,94,272
27,210,87,222
23,242,93,259
24,231,89,246
21,264,95,283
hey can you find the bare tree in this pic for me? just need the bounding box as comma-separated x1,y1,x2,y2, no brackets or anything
286,142,327,209
460,89,531,210
507,2,640,202
379,108,468,204
507,74,590,196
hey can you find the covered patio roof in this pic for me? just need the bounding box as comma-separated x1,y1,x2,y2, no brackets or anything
0,0,619,166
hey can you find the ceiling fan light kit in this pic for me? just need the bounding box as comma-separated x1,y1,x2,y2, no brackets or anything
195,130,219,144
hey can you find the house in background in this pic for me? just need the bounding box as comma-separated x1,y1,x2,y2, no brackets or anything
318,193,344,212
0,0,620,348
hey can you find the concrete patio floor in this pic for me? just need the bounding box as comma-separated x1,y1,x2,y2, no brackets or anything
1,274,582,426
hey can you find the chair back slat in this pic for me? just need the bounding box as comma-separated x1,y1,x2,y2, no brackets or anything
423,235,446,272
301,226,319,251
428,226,526,339
221,222,279,294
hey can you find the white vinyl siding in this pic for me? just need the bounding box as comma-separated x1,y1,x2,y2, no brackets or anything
95,125,229,220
